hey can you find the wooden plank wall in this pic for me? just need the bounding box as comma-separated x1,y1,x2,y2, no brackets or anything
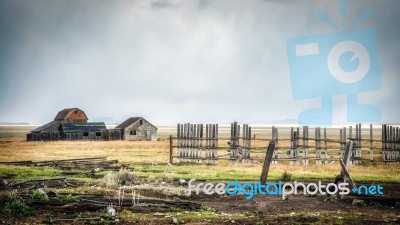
101,129,123,141
230,122,240,164
205,124,218,164
177,123,209,163
27,132,60,141
241,124,251,164
382,124,400,162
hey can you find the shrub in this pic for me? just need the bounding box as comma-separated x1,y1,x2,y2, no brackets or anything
146,175,157,183
163,172,174,183
59,193,81,202
201,206,216,212
281,170,292,181
102,169,137,186
3,191,33,216
30,190,46,201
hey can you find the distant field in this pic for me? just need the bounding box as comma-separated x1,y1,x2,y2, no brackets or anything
0,125,397,183
0,124,385,140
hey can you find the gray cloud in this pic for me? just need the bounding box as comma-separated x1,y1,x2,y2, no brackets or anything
0,0,399,124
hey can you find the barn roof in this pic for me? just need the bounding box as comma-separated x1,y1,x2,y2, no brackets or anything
61,122,106,133
32,121,61,133
54,108,88,121
115,117,141,129
115,117,157,129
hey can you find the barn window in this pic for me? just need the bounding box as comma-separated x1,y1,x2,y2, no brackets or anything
83,132,89,137
130,130,137,135
140,120,143,125
96,132,101,137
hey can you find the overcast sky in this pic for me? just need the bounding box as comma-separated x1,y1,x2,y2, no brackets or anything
0,0,399,125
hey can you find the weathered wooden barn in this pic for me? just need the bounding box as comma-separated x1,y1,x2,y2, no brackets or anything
27,108,122,141
116,117,157,141
54,108,89,122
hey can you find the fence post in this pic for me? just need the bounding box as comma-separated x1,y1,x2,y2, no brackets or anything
339,128,344,159
338,140,356,200
260,141,276,185
169,135,173,164
341,140,354,183
296,127,300,164
303,126,309,165
353,124,359,164
397,127,399,162
370,124,373,162
324,127,328,164
272,126,279,164
315,127,321,165
290,127,294,165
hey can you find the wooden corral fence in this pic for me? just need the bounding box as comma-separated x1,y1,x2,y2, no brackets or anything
175,123,218,164
382,124,400,162
169,123,400,165
229,122,240,164
228,122,252,164
172,123,253,164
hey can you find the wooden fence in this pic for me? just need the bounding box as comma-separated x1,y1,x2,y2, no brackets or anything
170,123,400,165
382,124,400,162
176,123,219,164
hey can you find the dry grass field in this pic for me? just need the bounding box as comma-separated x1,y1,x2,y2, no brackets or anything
0,126,397,182
0,125,399,224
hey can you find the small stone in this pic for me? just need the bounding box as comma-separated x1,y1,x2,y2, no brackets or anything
352,199,364,206
37,188,49,200
173,197,182,202
179,179,186,185
107,206,116,217
153,212,165,217
91,167,103,173
47,191,58,197
171,217,179,224
0,179,8,189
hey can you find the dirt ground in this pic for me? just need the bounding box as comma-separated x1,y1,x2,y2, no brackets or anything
1,182,399,224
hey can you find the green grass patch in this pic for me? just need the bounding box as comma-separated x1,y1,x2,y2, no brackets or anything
133,163,400,183
0,166,61,180
2,191,33,216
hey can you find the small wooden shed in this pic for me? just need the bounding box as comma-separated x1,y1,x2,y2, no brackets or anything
116,117,157,141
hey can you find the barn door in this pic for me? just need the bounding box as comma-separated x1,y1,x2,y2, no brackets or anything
146,131,151,141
